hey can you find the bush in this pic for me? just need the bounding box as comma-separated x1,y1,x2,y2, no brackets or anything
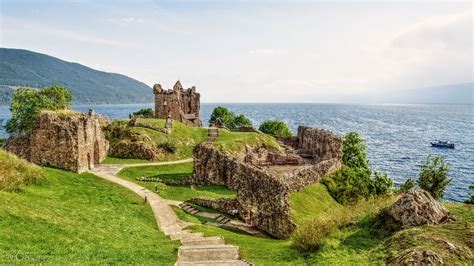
258,120,292,138
322,165,374,205
0,136,5,147
292,218,335,251
209,106,253,130
417,155,452,200
373,171,393,196
132,108,154,118
399,177,416,192
0,150,44,192
6,85,72,135
465,183,474,204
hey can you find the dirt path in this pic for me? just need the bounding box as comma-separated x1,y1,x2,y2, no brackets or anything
90,160,249,266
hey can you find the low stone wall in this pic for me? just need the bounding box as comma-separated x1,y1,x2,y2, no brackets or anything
6,111,109,173
187,197,240,216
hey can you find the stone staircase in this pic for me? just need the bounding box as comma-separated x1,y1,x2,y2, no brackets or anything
91,164,252,266
206,127,219,144
180,203,231,224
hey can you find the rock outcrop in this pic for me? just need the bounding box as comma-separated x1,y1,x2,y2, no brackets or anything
385,189,450,230
5,110,109,173
392,250,444,265
153,80,201,127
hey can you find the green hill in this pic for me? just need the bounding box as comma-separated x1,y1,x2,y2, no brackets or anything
0,48,153,105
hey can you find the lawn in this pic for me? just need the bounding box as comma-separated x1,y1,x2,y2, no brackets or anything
213,130,282,156
117,162,235,202
0,167,179,264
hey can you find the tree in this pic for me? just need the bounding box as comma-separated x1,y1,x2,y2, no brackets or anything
465,183,474,204
209,106,253,130
132,108,154,118
6,85,72,135
417,155,452,200
373,171,393,195
342,132,370,173
258,120,292,138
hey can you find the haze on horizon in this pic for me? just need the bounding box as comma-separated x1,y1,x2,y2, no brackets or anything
1,0,472,103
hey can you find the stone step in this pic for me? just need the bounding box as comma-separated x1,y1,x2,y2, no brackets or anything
178,244,240,262
170,231,204,241
176,259,250,266
181,236,225,246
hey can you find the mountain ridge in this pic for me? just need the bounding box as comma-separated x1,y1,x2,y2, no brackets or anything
0,48,153,105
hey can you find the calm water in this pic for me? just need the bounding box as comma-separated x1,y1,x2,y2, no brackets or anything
1,103,473,202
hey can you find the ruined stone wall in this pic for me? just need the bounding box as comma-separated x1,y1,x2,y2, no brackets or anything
191,144,296,239
153,81,201,127
6,111,109,173
187,197,240,216
296,126,343,163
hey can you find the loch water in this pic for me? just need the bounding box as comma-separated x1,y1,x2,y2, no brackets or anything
1,103,472,202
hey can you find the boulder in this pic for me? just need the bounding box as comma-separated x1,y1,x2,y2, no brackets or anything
385,189,450,230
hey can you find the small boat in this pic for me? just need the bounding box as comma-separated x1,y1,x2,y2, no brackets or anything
431,140,455,149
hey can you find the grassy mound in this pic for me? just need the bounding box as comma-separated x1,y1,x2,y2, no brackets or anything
104,119,208,163
118,162,235,201
0,149,44,192
213,129,282,156
0,167,178,264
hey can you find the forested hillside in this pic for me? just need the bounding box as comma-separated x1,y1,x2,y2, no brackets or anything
0,48,153,105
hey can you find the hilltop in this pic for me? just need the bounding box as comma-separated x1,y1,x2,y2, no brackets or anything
0,48,153,105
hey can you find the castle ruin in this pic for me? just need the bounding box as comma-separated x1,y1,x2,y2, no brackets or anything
5,110,109,173
153,81,201,127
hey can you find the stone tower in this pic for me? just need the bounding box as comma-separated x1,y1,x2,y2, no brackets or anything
153,80,202,127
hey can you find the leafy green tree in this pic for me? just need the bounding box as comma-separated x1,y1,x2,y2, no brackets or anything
132,108,154,118
209,106,253,130
417,155,452,200
342,132,370,173
399,177,416,192
6,85,72,135
209,106,236,128
233,114,253,128
258,120,292,138
373,171,393,195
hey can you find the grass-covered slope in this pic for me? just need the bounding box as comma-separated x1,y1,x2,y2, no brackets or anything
118,162,235,201
213,129,282,156
0,164,178,264
0,48,153,105
0,149,44,192
104,119,208,163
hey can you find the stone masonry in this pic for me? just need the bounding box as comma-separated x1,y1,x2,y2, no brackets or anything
5,110,109,173
153,80,201,127
187,126,343,239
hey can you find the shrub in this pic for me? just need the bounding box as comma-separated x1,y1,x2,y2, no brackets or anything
292,218,335,251
0,150,44,192
0,136,5,147
417,155,452,200
322,165,374,205
159,141,177,153
399,177,416,192
465,183,474,204
373,171,393,196
132,108,154,118
209,106,253,130
258,120,292,138
6,85,72,135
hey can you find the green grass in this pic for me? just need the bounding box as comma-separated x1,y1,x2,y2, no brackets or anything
102,156,151,164
134,119,208,161
0,149,44,192
0,167,178,264
118,162,235,201
213,129,282,156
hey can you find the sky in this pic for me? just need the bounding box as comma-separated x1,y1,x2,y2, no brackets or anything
0,0,472,102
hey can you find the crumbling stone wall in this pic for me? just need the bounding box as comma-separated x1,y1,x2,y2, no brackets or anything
188,126,343,239
153,80,201,127
296,126,343,162
5,110,109,173
187,197,240,216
